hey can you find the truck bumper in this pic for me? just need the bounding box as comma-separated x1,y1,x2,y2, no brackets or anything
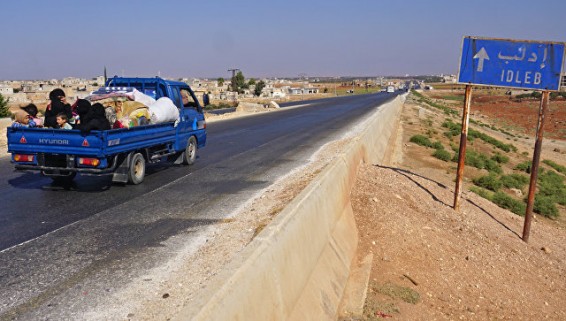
14,154,120,176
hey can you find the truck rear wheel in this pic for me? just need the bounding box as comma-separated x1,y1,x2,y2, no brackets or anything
182,136,197,165
128,153,146,185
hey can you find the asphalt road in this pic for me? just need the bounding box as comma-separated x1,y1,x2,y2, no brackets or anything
0,92,399,319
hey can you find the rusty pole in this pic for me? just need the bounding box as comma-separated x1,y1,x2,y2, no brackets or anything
522,91,550,242
453,85,473,211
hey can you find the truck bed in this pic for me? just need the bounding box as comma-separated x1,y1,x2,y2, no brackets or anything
7,121,181,158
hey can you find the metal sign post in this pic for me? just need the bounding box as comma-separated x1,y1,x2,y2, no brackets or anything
455,37,564,241
453,85,473,211
522,91,550,242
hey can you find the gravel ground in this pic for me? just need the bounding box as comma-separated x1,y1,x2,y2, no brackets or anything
351,99,566,320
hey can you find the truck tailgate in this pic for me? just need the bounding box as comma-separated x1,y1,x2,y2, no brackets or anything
7,127,105,157
7,122,180,158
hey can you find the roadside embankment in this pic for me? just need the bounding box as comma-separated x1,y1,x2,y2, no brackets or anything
175,95,406,320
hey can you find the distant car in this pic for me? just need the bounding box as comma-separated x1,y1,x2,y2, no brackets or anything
387,86,395,93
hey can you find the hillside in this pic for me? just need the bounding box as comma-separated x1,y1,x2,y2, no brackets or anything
352,91,566,320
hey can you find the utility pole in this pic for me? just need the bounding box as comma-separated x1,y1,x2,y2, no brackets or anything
227,68,239,79
227,68,240,92
334,77,337,96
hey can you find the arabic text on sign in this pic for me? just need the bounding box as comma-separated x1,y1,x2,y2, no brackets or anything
497,47,548,69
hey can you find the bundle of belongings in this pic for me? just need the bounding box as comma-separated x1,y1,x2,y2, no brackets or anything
85,87,180,130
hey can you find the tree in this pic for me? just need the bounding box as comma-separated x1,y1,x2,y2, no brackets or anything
254,80,266,97
231,71,246,93
217,77,225,87
248,78,256,86
0,93,10,118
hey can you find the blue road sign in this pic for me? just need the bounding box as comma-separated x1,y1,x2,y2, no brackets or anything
458,37,565,91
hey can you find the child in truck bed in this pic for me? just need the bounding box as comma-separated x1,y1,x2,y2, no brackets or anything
20,104,43,127
56,113,72,129
11,110,38,128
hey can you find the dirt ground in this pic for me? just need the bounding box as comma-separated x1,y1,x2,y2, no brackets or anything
429,90,566,140
351,95,566,320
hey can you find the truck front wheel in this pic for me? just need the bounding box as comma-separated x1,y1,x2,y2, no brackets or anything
128,153,146,184
182,136,197,165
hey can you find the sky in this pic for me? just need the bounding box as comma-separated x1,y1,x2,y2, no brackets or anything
1,0,565,80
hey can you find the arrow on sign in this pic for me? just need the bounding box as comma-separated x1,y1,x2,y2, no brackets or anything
473,47,490,72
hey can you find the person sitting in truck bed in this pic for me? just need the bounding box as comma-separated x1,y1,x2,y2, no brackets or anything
56,113,73,129
11,110,38,128
104,99,121,128
75,100,111,133
20,103,43,127
44,88,73,128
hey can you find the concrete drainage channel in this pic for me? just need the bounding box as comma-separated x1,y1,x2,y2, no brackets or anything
175,95,406,321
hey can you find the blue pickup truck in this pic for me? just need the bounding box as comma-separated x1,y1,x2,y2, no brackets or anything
7,77,206,184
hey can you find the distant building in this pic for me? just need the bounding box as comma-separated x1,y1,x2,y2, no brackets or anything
93,76,105,85
0,85,13,95
21,83,41,92
288,87,319,95
289,88,302,95
266,87,286,98
441,74,457,83
6,92,28,103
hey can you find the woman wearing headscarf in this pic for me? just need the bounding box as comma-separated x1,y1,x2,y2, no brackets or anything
44,88,73,128
75,100,110,134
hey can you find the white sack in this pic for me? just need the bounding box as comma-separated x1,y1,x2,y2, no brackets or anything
132,88,156,106
148,97,180,123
